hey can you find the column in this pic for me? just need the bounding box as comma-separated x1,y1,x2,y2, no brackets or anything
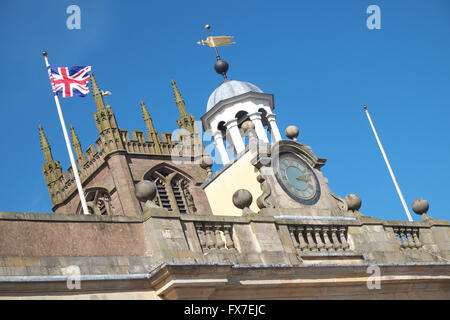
213,131,230,165
266,113,282,142
248,112,269,143
225,119,245,155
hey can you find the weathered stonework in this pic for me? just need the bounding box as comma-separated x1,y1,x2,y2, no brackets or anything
40,75,211,217
21,72,450,300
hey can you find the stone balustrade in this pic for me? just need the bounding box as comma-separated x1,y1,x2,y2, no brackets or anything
288,225,350,253
194,222,235,253
392,226,423,250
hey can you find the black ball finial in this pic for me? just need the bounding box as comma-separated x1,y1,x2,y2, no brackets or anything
214,59,229,78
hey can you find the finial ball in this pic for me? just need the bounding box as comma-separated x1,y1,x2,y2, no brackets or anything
345,194,362,211
42,51,47,56
205,24,211,30
285,125,299,141
232,189,253,209
200,155,213,169
135,180,157,202
214,59,229,76
412,198,429,215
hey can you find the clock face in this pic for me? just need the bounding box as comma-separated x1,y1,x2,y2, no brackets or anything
274,152,321,205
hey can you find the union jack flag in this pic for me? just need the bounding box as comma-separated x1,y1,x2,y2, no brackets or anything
47,66,92,98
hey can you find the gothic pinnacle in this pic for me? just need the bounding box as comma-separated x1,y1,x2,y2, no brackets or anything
38,123,53,163
70,125,84,161
90,72,105,110
171,80,188,117
141,101,156,132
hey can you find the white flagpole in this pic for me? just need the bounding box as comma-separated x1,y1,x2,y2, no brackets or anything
363,105,413,222
42,51,90,215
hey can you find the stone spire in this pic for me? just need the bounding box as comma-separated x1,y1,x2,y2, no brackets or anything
39,123,53,163
70,125,85,163
141,101,162,153
91,72,105,110
171,80,188,117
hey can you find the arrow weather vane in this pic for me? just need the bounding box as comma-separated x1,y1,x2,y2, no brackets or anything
197,24,235,80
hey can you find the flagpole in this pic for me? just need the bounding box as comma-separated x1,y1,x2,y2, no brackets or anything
363,105,413,222
42,51,90,215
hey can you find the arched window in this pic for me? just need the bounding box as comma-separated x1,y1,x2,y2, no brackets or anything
235,111,249,128
258,108,270,132
76,187,114,215
143,165,196,214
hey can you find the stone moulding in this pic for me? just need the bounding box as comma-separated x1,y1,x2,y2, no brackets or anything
147,262,450,300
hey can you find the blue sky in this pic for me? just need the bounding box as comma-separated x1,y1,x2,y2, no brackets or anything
0,0,448,221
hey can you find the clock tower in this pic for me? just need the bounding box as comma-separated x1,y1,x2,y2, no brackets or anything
200,59,350,218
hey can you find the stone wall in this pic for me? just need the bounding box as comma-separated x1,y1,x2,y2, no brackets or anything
0,209,448,299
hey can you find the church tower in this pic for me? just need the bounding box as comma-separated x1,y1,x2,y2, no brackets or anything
39,73,212,216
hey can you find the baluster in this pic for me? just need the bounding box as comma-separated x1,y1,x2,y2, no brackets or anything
215,225,226,250
305,227,317,252
322,227,334,252
412,228,422,249
289,226,300,251
314,227,326,252
338,227,350,251
330,227,343,251
196,223,207,251
297,227,309,252
205,224,215,250
399,228,409,249
223,224,235,251
406,228,416,249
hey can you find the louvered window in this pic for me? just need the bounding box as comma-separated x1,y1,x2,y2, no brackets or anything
171,181,187,214
156,180,172,211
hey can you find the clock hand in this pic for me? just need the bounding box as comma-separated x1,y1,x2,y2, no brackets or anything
296,176,309,182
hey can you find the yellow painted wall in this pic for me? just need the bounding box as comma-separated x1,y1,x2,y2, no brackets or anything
204,149,261,216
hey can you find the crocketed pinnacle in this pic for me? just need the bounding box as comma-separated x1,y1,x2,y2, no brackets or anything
90,72,105,110
38,124,53,163
70,125,84,161
171,80,188,117
141,101,156,132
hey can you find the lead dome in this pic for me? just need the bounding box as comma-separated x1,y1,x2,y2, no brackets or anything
206,80,263,112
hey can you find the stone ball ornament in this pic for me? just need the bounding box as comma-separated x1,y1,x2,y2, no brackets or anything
344,194,362,212
200,155,213,169
200,155,214,177
232,189,256,215
285,125,299,141
412,198,429,215
134,180,157,202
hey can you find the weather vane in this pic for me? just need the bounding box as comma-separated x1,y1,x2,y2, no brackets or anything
197,24,235,80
